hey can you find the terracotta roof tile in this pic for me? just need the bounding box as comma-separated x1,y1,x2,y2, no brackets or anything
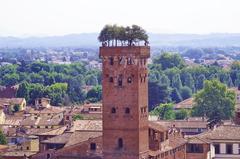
149,121,168,132
41,132,72,144
65,131,102,147
200,125,240,140
38,126,66,136
174,98,193,109
71,120,102,132
156,120,208,129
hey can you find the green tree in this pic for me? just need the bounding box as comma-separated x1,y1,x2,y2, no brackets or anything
0,65,17,76
235,73,240,87
148,81,170,110
73,114,84,121
28,83,45,104
153,53,185,70
45,83,68,106
30,73,44,84
175,109,189,120
150,103,175,120
0,130,7,145
2,73,19,86
17,81,30,101
170,88,182,103
67,76,86,103
180,86,192,100
181,72,195,92
85,74,98,86
159,74,170,86
172,74,182,89
98,24,148,46
192,79,236,120
195,74,205,90
86,85,102,103
230,61,240,85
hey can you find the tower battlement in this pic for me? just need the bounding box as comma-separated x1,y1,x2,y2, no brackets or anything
99,46,150,58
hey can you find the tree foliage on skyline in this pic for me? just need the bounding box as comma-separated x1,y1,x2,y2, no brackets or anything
192,79,236,120
148,52,239,111
98,24,149,46
0,61,102,106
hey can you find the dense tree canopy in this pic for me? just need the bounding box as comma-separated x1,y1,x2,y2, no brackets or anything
98,24,148,46
192,80,236,120
148,52,240,110
175,109,189,120
153,52,185,70
0,130,7,145
0,62,101,106
150,103,175,120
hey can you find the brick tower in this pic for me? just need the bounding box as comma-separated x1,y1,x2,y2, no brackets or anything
99,46,150,159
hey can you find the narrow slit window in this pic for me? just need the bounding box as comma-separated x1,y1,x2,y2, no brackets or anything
109,77,114,83
118,75,123,86
118,138,123,149
111,107,116,114
109,57,114,65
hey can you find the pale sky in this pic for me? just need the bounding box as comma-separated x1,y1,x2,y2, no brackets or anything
0,0,240,37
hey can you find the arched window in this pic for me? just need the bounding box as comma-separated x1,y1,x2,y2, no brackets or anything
118,138,123,149
111,107,116,114
127,77,132,83
127,57,132,65
47,154,51,159
125,108,130,114
118,75,123,86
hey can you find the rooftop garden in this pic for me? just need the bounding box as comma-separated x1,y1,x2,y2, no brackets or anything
98,24,149,47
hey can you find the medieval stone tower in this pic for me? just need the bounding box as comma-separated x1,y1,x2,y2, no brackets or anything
99,46,150,159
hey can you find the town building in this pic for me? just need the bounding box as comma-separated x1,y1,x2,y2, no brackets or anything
0,98,26,114
187,125,240,159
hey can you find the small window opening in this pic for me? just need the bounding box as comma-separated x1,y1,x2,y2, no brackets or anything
127,77,132,83
127,58,132,65
118,75,123,86
47,154,51,159
90,143,96,150
125,108,130,114
109,57,114,65
118,138,123,149
226,144,233,154
111,107,116,114
109,77,114,83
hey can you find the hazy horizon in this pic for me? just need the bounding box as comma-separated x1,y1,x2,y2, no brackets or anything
1,0,240,37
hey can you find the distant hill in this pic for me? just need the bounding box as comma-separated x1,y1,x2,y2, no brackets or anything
1,33,240,48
